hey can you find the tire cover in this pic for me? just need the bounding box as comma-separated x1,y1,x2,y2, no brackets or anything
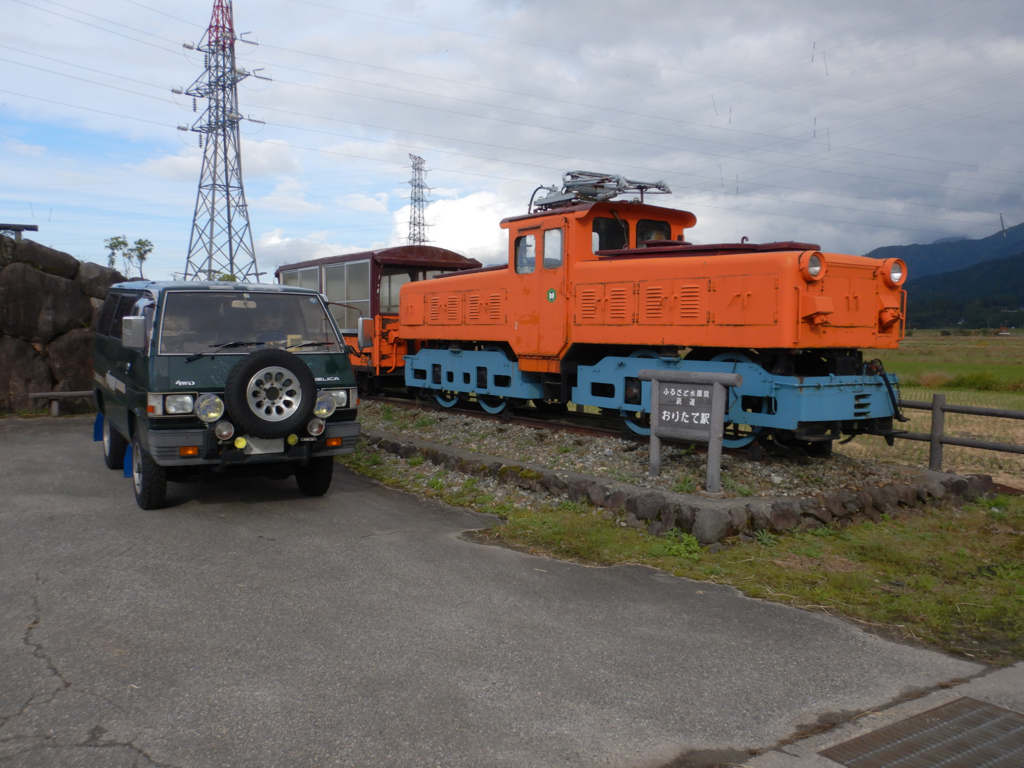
223,349,317,439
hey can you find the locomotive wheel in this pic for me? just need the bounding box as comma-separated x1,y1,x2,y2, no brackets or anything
532,399,567,415
620,409,651,435
709,352,763,449
477,395,507,414
619,349,659,434
435,390,460,408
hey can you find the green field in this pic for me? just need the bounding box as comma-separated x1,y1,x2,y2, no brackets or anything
870,330,1024,392
840,331,1024,487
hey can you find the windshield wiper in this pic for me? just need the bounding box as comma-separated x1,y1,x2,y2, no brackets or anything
285,341,336,350
185,340,259,363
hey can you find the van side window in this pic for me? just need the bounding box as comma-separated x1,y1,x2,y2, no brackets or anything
592,217,629,252
543,229,563,269
110,294,139,341
515,234,536,274
97,294,119,337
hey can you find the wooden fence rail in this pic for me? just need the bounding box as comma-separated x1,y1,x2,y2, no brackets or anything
896,394,1024,471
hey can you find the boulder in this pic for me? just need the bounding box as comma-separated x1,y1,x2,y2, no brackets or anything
13,239,79,280
0,263,92,343
0,334,54,412
692,505,734,545
48,328,95,391
769,499,801,532
76,262,124,301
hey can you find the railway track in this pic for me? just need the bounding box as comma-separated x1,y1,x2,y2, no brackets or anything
360,393,788,463
363,394,640,442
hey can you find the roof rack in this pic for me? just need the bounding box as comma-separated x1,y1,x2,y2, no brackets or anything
531,171,671,211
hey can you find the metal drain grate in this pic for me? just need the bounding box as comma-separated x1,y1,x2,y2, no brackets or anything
821,697,1024,768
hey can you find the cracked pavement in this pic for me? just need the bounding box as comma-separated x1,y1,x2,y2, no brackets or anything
0,417,984,767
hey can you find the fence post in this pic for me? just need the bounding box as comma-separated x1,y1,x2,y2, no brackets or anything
929,393,946,471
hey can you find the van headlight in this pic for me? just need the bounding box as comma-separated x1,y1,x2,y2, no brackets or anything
164,394,195,415
195,393,225,422
313,391,337,418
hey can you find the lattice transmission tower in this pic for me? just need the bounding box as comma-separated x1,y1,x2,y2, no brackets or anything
177,0,268,282
408,153,431,245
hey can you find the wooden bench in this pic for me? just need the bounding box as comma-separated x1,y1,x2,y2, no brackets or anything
29,390,94,416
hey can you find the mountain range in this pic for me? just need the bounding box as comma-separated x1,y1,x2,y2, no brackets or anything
861,221,1024,328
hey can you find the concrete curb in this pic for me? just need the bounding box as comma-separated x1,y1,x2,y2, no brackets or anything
362,430,997,545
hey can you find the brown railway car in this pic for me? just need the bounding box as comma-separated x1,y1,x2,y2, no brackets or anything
276,245,480,387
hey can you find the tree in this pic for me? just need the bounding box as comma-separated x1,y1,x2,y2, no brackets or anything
105,236,153,278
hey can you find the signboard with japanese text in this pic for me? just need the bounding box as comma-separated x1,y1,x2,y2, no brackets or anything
654,383,714,442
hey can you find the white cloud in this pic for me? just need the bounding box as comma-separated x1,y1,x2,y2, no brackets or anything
2,137,45,157
256,228,374,273
337,192,389,214
390,191,510,264
136,148,201,181
251,178,321,214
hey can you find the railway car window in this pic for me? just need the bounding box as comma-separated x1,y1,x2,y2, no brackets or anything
543,229,563,269
324,261,370,330
380,270,412,313
592,217,629,252
344,261,370,330
515,234,536,274
637,220,671,243
280,267,319,291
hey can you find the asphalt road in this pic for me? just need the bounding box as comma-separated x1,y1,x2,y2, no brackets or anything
0,417,982,768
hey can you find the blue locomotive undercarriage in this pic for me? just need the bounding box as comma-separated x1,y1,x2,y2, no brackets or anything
404,348,898,447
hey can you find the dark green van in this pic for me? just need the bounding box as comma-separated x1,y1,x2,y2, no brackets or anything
93,281,360,509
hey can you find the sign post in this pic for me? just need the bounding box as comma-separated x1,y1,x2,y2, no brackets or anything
639,370,743,494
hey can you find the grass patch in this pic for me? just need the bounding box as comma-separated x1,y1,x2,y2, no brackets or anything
342,440,1024,665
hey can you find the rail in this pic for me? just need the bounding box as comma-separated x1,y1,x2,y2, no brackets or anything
896,394,1024,471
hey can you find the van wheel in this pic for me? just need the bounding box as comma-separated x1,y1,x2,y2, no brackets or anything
103,416,128,470
132,437,167,510
295,457,334,497
224,349,317,439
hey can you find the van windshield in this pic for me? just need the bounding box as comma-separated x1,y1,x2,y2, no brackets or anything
158,291,341,355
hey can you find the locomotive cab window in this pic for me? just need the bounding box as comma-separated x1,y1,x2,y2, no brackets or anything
592,217,629,252
543,229,563,269
515,234,536,274
637,219,671,243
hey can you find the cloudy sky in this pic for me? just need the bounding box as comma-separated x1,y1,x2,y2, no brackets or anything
2,0,1023,280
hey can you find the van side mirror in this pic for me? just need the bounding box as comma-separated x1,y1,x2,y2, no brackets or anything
356,317,373,350
122,316,148,351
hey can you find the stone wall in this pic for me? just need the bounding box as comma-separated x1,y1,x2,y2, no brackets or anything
364,430,996,546
0,235,123,413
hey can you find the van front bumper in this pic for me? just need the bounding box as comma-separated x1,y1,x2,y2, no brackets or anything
139,421,361,467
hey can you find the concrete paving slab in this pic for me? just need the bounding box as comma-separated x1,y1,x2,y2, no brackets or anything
0,417,990,768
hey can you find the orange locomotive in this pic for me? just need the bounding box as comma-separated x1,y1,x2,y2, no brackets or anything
279,172,908,451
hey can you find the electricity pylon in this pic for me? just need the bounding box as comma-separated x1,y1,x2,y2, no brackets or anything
408,154,431,245
178,0,267,282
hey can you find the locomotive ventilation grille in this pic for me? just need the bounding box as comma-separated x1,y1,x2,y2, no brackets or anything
580,289,600,321
854,393,871,418
608,287,630,322
679,285,701,320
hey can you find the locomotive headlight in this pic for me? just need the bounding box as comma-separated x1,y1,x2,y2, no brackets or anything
882,258,906,288
799,251,826,282
195,393,225,422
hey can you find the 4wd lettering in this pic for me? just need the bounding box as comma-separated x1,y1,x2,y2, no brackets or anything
175,380,196,386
